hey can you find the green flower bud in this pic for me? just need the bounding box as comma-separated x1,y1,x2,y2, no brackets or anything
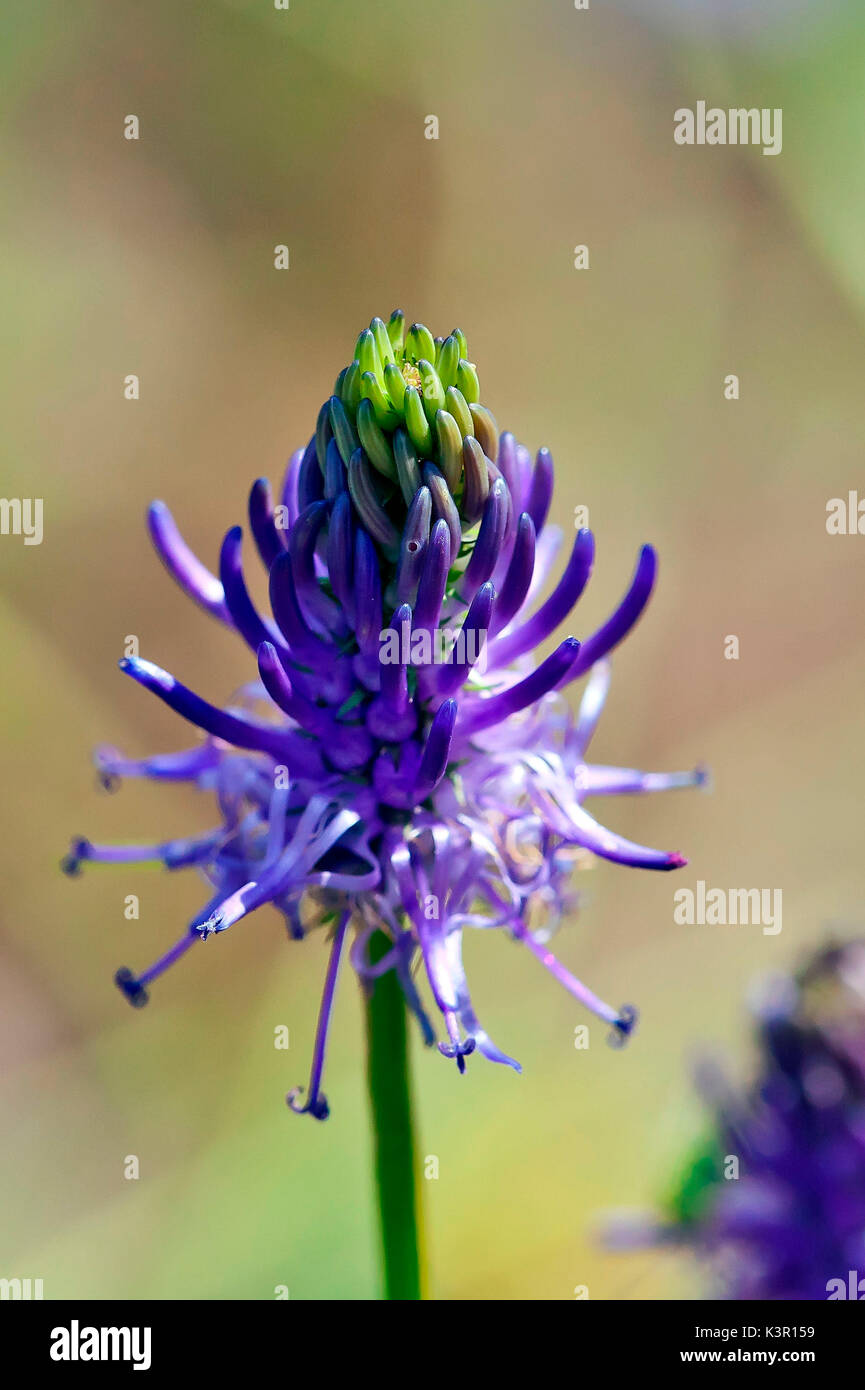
386,309,405,353
444,385,474,439
417,359,446,425
383,361,407,414
360,371,399,431
436,335,460,392
404,385,433,455
370,316,395,368
340,360,362,413
435,410,463,493
456,359,480,405
357,398,398,480
355,328,383,385
405,322,437,365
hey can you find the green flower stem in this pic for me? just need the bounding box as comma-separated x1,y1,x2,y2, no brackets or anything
364,930,427,1300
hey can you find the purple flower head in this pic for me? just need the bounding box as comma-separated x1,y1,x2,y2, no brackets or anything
67,313,702,1117
607,941,865,1300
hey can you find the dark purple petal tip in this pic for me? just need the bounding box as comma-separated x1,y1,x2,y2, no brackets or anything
115,967,149,1008
608,1005,639,1049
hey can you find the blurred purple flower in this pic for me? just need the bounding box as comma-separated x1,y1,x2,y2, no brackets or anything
607,941,865,1299
67,313,702,1116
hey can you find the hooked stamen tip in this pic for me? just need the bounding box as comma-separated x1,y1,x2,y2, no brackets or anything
115,967,149,1008
608,1004,638,1049
60,838,89,877
287,1086,330,1121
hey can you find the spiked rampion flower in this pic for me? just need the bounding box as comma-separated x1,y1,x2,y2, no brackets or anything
607,941,865,1300
67,313,702,1118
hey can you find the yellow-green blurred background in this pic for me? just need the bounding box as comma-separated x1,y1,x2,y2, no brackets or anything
3,0,865,1300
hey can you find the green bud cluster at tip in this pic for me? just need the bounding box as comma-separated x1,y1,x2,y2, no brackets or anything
317,311,500,560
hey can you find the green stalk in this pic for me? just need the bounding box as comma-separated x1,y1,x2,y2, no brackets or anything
364,930,427,1300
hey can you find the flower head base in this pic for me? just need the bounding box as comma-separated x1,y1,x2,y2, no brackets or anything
67,313,702,1117
607,941,865,1300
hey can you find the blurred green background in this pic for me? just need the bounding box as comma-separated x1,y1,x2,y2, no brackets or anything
2,0,865,1300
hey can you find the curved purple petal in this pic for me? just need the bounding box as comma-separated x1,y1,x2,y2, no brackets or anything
147,501,231,625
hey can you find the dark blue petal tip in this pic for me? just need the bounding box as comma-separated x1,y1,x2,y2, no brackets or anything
608,1004,638,1049
115,967,149,1008
60,838,89,877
